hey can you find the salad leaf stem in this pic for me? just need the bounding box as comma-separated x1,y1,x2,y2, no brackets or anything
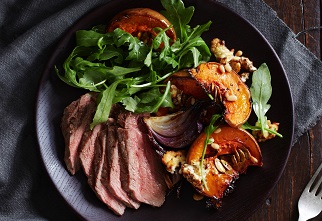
242,122,283,138
200,114,222,190
151,81,172,112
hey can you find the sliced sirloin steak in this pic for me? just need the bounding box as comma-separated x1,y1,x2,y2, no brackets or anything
63,96,120,176
79,112,119,179
117,112,167,207
79,123,102,178
90,125,126,216
102,125,141,209
61,93,168,214
61,93,97,175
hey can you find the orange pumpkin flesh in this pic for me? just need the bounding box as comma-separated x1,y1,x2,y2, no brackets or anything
107,8,176,43
167,70,208,100
185,125,262,199
189,62,252,127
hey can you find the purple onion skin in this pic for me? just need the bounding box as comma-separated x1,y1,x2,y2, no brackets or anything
144,102,209,149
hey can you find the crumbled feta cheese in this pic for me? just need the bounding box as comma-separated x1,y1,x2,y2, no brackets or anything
182,163,203,190
211,38,234,60
162,150,186,174
252,120,280,142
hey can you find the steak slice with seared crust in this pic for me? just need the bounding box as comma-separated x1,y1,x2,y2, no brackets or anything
117,113,167,207
61,93,97,175
79,123,102,178
90,125,126,216
78,103,123,178
102,125,141,209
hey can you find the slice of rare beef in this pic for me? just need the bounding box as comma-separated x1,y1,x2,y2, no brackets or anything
90,125,126,216
79,114,118,179
79,123,102,178
61,93,97,175
118,113,167,207
102,125,140,209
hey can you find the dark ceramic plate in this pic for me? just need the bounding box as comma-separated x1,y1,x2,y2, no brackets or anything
36,0,294,220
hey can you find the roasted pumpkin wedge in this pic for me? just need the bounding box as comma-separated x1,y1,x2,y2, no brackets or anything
183,125,262,199
107,8,176,43
189,62,252,127
167,69,208,100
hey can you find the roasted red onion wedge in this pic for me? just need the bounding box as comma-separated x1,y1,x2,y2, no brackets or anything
143,104,204,149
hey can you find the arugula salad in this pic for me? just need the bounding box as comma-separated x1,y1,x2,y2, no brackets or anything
57,0,212,129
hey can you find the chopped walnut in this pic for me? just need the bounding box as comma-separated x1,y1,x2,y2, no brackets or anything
229,60,242,73
210,38,257,78
231,56,257,73
252,120,280,142
170,84,183,106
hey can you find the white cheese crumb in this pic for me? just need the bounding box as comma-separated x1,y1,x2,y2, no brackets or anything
162,150,186,174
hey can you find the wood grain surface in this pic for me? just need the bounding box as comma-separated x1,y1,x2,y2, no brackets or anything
248,1,321,220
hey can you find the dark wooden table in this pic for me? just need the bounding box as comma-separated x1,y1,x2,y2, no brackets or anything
248,1,321,220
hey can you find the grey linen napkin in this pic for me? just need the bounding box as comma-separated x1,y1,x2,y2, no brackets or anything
0,0,321,220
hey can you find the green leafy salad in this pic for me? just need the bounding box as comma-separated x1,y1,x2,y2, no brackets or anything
56,0,212,129
56,0,281,138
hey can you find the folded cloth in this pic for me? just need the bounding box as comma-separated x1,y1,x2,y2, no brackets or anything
0,0,320,220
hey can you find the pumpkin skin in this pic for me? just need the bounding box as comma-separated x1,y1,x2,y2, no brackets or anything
189,62,252,127
107,8,176,43
167,70,208,100
184,125,262,199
